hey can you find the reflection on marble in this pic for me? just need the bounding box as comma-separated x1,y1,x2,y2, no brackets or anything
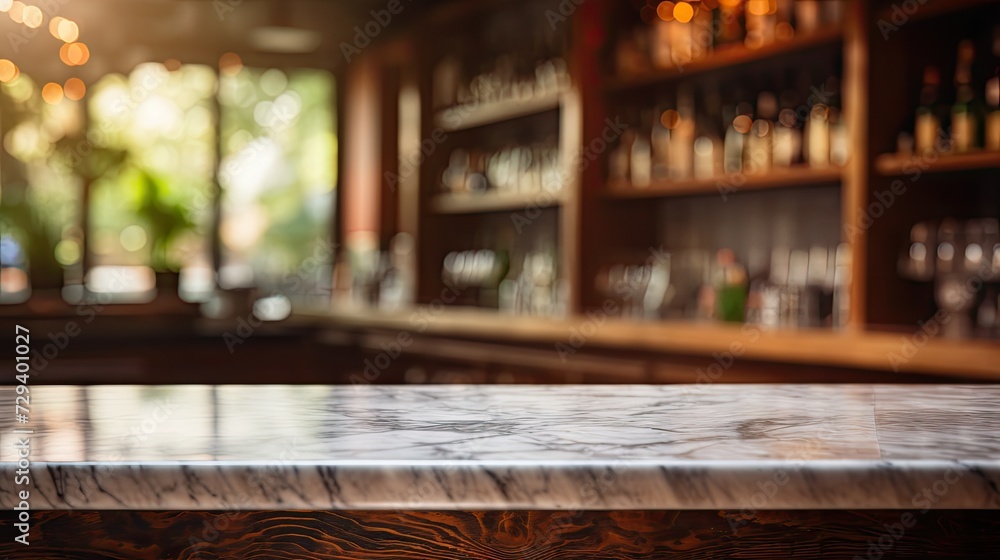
1,384,998,510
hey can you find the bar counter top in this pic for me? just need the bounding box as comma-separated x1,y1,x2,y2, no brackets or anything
2,384,998,511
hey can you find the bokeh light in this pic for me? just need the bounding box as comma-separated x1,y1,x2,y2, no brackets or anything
54,239,81,266
42,82,64,104
219,52,243,76
120,225,148,252
7,1,24,23
21,4,41,27
57,18,79,42
0,59,18,82
656,2,675,22
673,1,694,23
60,42,90,66
0,0,13,12
64,77,86,100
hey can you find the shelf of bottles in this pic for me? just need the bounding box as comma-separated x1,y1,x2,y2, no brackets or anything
595,240,850,330
899,218,1000,340
880,27,1000,174
595,1,850,331
416,3,572,317
609,0,844,85
604,1,847,197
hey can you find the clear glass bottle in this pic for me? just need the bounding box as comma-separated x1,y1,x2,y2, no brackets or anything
915,66,944,154
725,102,753,174
950,40,982,153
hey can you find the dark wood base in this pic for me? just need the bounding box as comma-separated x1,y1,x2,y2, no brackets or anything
3,510,999,559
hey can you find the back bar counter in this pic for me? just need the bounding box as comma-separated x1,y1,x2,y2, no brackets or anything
2,384,999,558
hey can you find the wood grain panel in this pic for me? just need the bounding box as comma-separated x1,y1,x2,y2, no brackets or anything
3,509,999,559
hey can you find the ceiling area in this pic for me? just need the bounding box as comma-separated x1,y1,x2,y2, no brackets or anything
1,0,454,83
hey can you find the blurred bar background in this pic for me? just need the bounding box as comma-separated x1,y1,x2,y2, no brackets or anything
1,0,998,385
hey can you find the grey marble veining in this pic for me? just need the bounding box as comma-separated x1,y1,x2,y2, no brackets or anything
1,384,998,510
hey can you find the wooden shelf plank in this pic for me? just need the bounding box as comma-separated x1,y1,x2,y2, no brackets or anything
604,27,843,92
430,190,564,214
875,151,1000,176
299,307,1000,379
434,91,563,132
606,166,843,199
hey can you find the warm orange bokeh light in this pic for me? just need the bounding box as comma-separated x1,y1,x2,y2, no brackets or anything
219,52,243,76
673,2,695,23
656,1,676,22
0,58,15,79
64,77,86,100
48,15,64,36
0,59,17,82
7,1,24,23
660,109,681,129
42,82,64,104
60,42,90,66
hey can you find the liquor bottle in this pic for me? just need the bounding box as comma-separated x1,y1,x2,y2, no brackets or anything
651,12,673,69
951,40,981,153
832,243,850,329
987,26,1000,151
724,102,753,174
745,91,776,173
773,83,802,166
714,248,747,323
827,77,848,166
794,0,820,34
915,66,944,154
745,0,776,49
691,4,714,60
652,101,672,180
988,74,1000,151
668,86,695,179
694,89,724,179
805,102,830,168
715,0,746,47
669,5,694,66
631,112,652,187
775,0,795,40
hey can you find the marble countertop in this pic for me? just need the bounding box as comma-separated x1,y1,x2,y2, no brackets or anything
1,384,998,510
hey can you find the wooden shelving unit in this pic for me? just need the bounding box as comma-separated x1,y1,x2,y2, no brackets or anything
434,90,564,132
604,26,843,92
430,190,565,214
324,0,1000,381
874,151,1000,176
606,166,843,198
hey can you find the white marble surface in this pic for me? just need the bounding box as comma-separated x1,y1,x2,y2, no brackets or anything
1,384,998,510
